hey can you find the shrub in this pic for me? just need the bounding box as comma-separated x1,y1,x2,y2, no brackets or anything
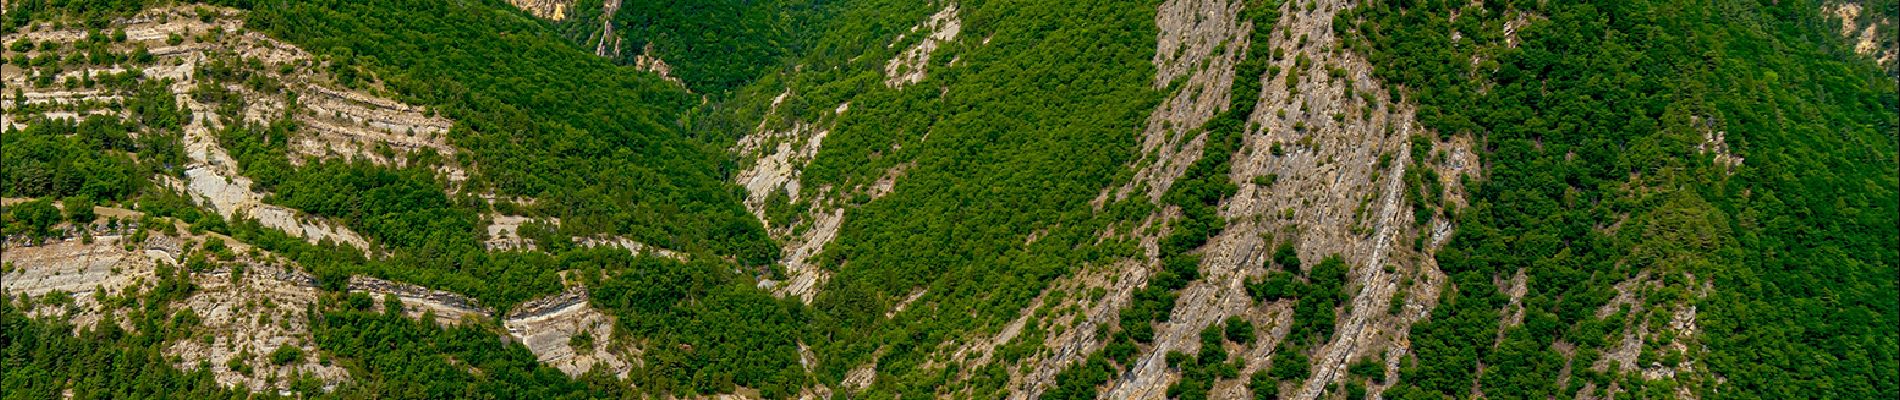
270,344,303,366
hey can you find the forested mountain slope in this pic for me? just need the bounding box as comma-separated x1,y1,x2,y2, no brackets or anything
1823,0,1898,76
3,0,1895,399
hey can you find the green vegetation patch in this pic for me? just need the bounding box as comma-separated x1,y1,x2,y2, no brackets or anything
1342,1,1898,399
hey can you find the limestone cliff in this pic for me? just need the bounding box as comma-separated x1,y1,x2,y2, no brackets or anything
1,6,469,253
507,0,575,21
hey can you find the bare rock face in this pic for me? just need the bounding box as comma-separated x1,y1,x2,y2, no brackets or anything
484,215,552,251
956,0,1483,398
1121,0,1476,398
1003,260,1170,399
3,224,167,330
479,214,687,260
631,42,685,86
171,262,350,391
505,0,575,21
292,83,456,166
347,276,492,325
840,360,879,392
735,104,830,219
885,3,962,88
732,91,871,305
2,6,469,253
0,210,649,392
1,206,349,391
165,169,371,251
1824,2,1897,71
573,235,690,261
1588,270,1712,400
600,0,625,57
1106,0,1250,205
732,97,842,303
763,207,842,303
504,288,635,378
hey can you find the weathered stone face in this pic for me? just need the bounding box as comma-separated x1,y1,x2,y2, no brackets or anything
1824,1,1898,73
907,1,1485,398
885,3,963,88
1,204,351,391
505,0,577,21
504,288,636,378
2,5,472,253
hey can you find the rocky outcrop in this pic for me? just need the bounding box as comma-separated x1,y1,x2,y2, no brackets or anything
631,42,684,86
1,6,470,252
735,91,847,304
1589,271,1711,400
1692,115,1742,173
595,0,624,58
3,7,696,391
347,276,492,325
485,215,539,251
735,102,829,218
173,262,349,391
3,232,163,329
759,206,842,303
1824,2,1897,72
573,235,689,261
1164,0,1473,398
1104,0,1250,205
506,0,574,21
885,3,962,88
1,206,349,391
0,208,665,392
292,83,455,167
166,169,371,251
504,288,635,378
478,214,686,259
974,0,1480,398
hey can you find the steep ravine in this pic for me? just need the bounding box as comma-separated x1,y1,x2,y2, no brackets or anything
2,208,642,390
1110,0,1472,398
737,3,960,304
978,0,1480,398
988,0,1253,396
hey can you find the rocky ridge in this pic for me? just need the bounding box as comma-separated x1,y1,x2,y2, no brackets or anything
1,6,470,253
506,0,574,21
960,0,1483,398
1,203,348,391
0,203,655,390
736,90,849,304
1824,1,1897,72
503,287,636,378
885,3,962,88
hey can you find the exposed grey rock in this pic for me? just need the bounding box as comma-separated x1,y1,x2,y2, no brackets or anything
504,288,635,378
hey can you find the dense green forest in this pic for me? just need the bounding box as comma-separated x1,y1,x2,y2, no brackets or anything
744,0,1172,396
551,0,814,94
4,0,799,397
4,0,780,308
235,0,778,264
1337,0,1898,399
4,0,1895,399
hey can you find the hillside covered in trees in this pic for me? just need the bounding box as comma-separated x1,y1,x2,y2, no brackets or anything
3,0,1894,399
